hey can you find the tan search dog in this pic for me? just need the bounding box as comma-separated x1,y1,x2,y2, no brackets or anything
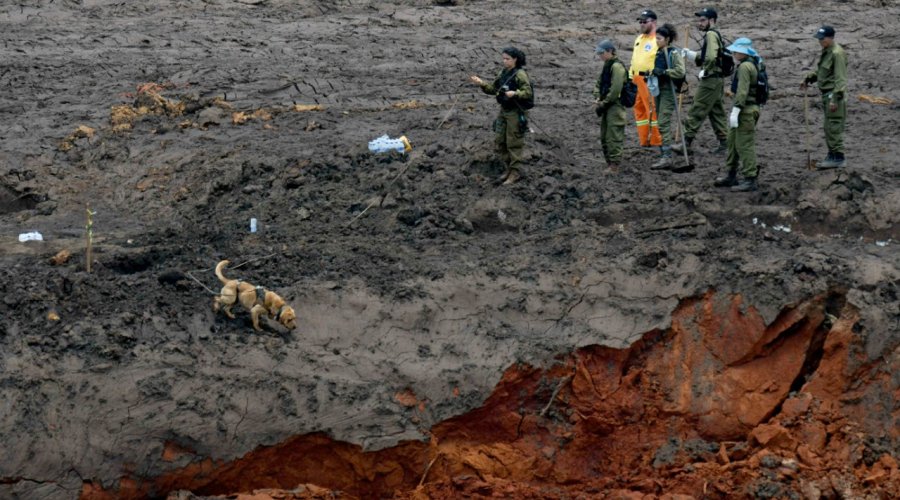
213,259,297,331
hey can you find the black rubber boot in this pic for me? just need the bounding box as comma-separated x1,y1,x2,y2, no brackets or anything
711,138,728,154
671,137,693,155
651,153,673,170
731,177,758,192
713,170,738,187
832,152,845,168
819,152,839,169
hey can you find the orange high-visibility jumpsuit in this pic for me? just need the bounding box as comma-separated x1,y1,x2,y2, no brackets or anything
631,33,662,146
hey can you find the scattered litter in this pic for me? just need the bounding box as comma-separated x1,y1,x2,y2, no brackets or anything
497,209,507,222
250,218,258,233
875,239,891,247
47,310,60,322
50,249,71,265
753,218,794,232
293,104,324,112
368,135,412,154
391,99,425,110
18,231,43,242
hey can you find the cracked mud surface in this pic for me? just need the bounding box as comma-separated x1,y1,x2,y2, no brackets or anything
0,0,898,498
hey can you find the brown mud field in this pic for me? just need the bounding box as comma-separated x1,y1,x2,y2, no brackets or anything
1,0,899,498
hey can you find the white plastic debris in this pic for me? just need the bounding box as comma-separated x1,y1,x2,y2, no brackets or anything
18,231,43,242
772,224,792,233
875,240,890,247
368,135,412,154
250,217,258,233
752,217,758,225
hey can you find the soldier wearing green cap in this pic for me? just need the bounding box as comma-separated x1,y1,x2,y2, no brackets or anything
802,25,848,169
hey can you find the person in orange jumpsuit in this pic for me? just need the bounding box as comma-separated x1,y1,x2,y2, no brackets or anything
630,9,663,147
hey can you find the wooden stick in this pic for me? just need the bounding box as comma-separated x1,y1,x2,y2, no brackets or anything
85,205,95,273
346,160,413,227
539,375,572,417
804,91,813,170
418,455,439,487
435,94,460,130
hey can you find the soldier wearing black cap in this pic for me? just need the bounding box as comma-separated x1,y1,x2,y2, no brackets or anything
672,7,728,156
631,9,663,148
802,25,848,169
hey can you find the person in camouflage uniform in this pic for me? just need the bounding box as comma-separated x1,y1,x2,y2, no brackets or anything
649,23,686,170
673,7,728,155
469,47,533,185
592,39,627,171
714,38,762,192
802,25,848,169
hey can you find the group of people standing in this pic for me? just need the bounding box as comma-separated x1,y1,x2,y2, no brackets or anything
469,8,849,192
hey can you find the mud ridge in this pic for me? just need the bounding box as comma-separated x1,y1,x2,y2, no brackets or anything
82,291,899,499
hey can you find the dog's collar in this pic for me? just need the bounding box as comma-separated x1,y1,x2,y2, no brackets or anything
275,305,287,320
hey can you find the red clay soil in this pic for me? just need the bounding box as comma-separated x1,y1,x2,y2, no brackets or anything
82,290,900,499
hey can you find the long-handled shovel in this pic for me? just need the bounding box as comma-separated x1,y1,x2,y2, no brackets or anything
803,91,814,170
664,48,691,171
670,82,691,171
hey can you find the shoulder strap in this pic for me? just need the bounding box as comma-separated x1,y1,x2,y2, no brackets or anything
501,68,519,87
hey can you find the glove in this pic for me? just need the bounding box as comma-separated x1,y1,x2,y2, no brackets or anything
681,48,698,60
595,102,607,116
698,69,706,79
652,67,665,77
729,106,740,128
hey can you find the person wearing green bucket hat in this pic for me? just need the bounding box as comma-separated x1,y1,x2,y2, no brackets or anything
714,37,762,192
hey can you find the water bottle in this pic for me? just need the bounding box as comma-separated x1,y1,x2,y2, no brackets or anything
368,135,412,154
250,218,257,233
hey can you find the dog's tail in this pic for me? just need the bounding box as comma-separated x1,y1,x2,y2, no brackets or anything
215,260,231,284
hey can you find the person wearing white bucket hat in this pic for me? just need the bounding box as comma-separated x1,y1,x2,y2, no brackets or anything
714,37,762,192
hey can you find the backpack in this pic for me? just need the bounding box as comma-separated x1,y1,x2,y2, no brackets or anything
620,76,638,108
598,61,637,108
752,58,770,105
713,30,735,77
730,58,771,106
520,77,535,110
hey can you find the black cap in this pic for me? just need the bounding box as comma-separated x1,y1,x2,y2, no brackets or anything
814,25,835,39
637,9,657,20
695,7,717,20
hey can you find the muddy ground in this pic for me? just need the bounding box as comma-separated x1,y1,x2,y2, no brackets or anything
0,0,898,498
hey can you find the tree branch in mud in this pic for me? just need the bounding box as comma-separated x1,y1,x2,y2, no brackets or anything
346,161,415,226
539,374,573,417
